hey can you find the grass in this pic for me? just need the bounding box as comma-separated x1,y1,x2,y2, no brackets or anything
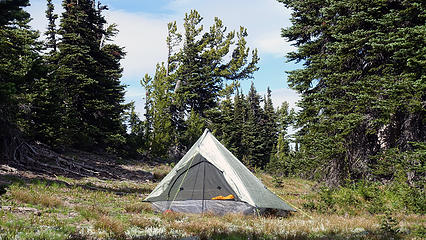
124,202,153,213
11,188,63,208
0,163,424,240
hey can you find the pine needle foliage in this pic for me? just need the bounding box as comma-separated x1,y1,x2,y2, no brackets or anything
279,0,426,185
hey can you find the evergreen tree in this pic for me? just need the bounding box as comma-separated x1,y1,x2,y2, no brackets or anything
172,11,259,117
267,101,293,175
142,10,260,158
150,63,174,157
181,110,206,150
123,102,144,157
45,0,58,52
0,0,41,162
140,74,153,152
208,89,237,153
279,0,426,185
169,10,259,116
232,88,247,160
261,87,278,166
55,0,126,149
241,82,265,168
27,0,61,145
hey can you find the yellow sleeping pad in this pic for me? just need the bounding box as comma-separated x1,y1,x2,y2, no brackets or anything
211,194,235,200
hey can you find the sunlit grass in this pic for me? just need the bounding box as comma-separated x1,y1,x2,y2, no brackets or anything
10,186,63,208
124,202,153,214
0,163,424,240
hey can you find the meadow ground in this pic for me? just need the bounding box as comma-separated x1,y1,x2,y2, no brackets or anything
0,161,424,240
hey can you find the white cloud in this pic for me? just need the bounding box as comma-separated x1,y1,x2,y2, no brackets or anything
105,10,170,82
27,0,63,40
27,0,295,79
256,31,297,57
165,0,293,57
125,95,145,117
269,88,300,111
25,0,298,118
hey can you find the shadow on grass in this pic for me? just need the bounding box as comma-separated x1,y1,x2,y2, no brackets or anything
0,173,152,197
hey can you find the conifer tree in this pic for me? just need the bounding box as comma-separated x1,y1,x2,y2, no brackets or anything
45,0,58,52
261,87,278,166
279,0,425,184
172,11,259,118
55,0,126,149
27,0,61,145
150,63,174,157
241,82,265,168
0,0,41,162
208,89,237,153
267,101,292,175
232,88,247,160
219,93,236,150
123,102,144,156
142,10,260,157
140,74,153,152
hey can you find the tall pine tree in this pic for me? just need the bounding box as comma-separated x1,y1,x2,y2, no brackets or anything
142,10,260,158
172,10,259,117
261,87,278,166
0,0,41,163
279,0,425,185
241,82,265,168
27,0,61,145
55,0,126,149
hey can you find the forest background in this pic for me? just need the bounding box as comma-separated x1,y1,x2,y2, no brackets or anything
0,0,424,220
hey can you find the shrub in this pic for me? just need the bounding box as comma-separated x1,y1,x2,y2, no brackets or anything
305,180,424,215
124,202,152,213
94,215,126,237
130,215,156,228
10,187,63,208
379,211,401,239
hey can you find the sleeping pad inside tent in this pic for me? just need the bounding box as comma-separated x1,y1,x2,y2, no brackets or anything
144,129,296,215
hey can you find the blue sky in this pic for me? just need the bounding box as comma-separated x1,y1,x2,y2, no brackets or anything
26,0,302,115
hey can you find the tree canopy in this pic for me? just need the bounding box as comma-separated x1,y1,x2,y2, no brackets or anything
279,0,425,185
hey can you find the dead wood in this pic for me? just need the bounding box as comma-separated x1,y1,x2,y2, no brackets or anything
8,140,127,180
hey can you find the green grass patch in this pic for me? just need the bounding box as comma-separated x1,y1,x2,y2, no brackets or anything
0,163,424,240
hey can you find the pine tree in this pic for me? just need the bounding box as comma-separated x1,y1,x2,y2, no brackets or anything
267,101,292,175
170,10,259,116
142,10,260,158
209,89,236,153
0,0,41,162
181,110,206,150
45,0,58,52
279,0,426,185
55,0,126,149
241,82,265,168
150,63,174,157
232,88,247,160
140,74,153,152
27,0,61,145
123,102,144,157
261,87,278,166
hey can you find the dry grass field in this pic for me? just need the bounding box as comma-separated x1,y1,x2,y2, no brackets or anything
0,162,424,240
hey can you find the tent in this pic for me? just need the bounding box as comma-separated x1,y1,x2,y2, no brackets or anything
144,129,295,215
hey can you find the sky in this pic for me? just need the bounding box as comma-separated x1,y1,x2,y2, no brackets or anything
26,0,302,115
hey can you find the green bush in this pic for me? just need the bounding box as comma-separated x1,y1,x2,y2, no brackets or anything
304,180,425,215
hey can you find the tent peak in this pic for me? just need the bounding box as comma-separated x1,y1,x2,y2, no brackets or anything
197,128,211,148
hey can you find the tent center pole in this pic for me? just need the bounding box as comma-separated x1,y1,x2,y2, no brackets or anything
201,161,206,214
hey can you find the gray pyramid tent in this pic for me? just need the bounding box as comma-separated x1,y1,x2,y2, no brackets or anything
144,129,295,215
